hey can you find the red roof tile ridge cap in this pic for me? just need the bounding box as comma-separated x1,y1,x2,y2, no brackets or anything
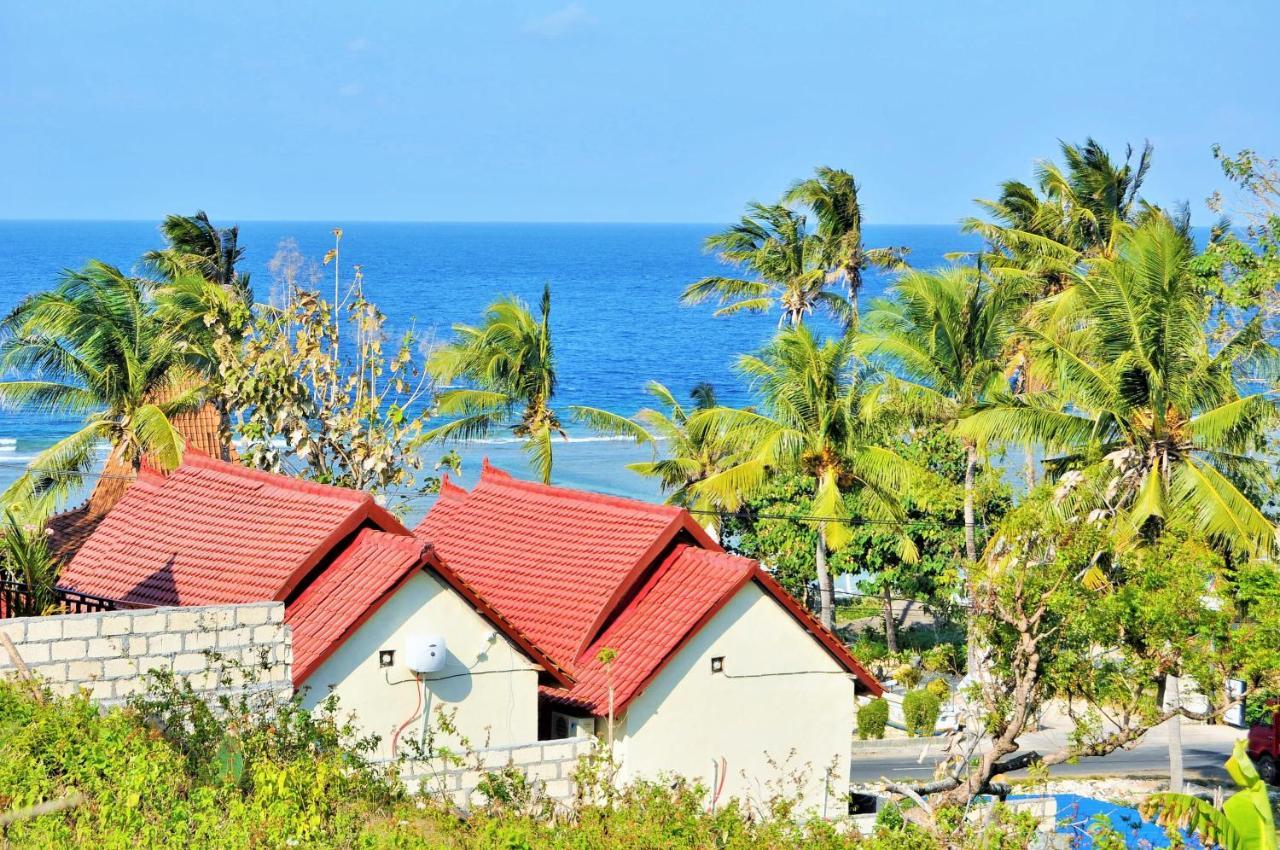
579,543,694,660
351,527,431,555
181,452,375,506
477,463,682,518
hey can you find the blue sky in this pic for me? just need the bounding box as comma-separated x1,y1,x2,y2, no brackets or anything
1,1,1276,223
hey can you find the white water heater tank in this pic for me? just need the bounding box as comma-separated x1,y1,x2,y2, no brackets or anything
404,634,447,673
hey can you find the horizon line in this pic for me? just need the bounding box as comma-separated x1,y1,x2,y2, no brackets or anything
0,217,967,228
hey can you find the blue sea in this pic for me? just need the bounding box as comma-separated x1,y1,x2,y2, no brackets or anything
0,221,979,523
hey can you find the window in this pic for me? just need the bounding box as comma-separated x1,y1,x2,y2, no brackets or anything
710,656,724,674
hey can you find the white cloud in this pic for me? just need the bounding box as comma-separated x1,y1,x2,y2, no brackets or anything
338,83,364,97
523,3,594,38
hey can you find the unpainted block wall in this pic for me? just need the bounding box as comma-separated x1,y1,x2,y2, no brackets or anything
0,602,292,705
398,736,595,809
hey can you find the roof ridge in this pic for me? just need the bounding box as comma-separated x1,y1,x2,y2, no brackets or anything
183,452,375,506
477,463,682,517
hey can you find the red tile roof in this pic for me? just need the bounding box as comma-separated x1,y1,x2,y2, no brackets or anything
414,461,717,673
59,454,569,690
288,529,427,685
288,528,571,688
414,462,881,715
59,453,403,607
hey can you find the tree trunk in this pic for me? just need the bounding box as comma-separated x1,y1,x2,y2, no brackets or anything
963,441,978,563
1022,443,1036,491
963,441,981,678
816,531,834,631
1165,675,1184,793
882,584,899,654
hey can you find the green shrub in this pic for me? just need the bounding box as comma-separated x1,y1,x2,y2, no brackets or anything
924,677,950,702
856,698,889,740
892,663,923,689
921,644,960,674
902,689,942,737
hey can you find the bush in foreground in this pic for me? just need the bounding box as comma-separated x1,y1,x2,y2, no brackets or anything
0,676,1132,848
856,698,889,740
902,689,941,738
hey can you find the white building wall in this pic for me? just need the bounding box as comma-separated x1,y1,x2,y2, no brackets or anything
615,582,856,815
300,571,541,758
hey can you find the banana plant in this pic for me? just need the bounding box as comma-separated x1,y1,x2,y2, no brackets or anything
1140,738,1276,850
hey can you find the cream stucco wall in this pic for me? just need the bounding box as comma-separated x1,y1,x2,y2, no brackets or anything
300,571,541,758
614,581,856,816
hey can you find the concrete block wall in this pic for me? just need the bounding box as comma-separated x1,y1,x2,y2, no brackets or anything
399,736,595,809
0,602,292,705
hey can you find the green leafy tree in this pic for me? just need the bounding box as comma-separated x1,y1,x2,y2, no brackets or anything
958,217,1280,558
690,325,929,630
0,506,59,616
859,266,1014,563
144,210,253,309
964,138,1154,287
889,499,1280,810
619,381,735,531
784,166,908,325
216,264,435,504
0,262,205,510
426,284,644,484
681,203,850,327
1143,739,1277,850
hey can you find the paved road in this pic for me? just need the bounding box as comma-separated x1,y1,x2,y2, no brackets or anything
850,736,1239,786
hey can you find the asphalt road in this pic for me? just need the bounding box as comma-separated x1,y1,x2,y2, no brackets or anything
849,740,1238,786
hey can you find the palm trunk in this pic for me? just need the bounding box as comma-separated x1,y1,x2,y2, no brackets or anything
963,441,977,562
882,584,899,654
963,440,980,678
816,530,834,631
1022,443,1036,491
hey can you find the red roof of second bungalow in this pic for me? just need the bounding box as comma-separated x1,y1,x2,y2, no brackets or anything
59,453,570,689
414,462,881,715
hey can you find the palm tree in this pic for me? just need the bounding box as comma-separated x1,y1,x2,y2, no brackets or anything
859,267,1015,562
144,211,252,309
0,261,205,511
622,381,734,533
785,167,908,326
963,138,1154,292
426,284,645,484
690,326,927,630
682,203,851,327
957,218,1279,557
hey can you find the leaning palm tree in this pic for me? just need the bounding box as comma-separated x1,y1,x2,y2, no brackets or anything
144,211,252,309
621,381,735,528
426,284,644,484
957,217,1280,557
859,266,1015,562
690,326,928,630
963,138,1154,293
0,261,205,511
682,203,850,327
785,167,908,325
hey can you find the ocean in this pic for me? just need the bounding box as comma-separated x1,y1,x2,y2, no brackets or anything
0,221,980,524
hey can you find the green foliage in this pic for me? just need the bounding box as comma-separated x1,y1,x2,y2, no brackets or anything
893,663,923,690
218,237,436,504
1142,739,1277,850
856,698,889,740
0,505,58,615
924,678,950,702
959,217,1280,558
902,689,941,737
426,283,645,484
682,202,851,327
0,261,213,510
